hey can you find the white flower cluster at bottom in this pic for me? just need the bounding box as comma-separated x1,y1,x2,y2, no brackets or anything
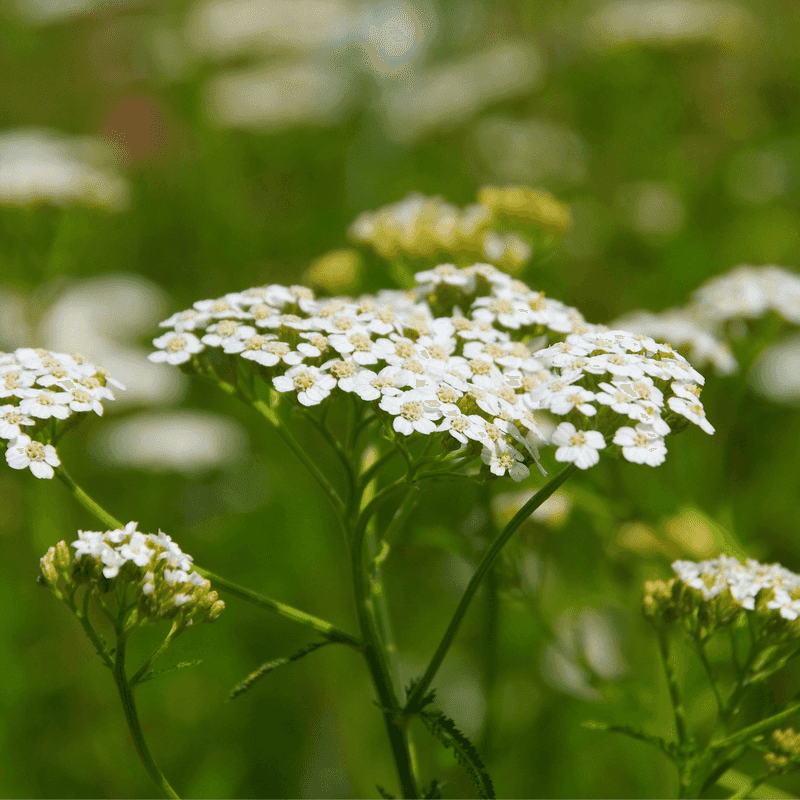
673,555,800,620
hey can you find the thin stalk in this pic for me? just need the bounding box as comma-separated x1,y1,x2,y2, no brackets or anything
349,491,420,798
711,700,800,751
55,466,124,529
112,633,180,799
695,634,725,720
404,463,577,714
194,567,360,648
656,628,689,748
56,466,358,646
251,398,344,513
130,621,182,687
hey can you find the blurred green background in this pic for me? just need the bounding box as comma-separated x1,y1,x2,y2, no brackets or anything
1,0,800,797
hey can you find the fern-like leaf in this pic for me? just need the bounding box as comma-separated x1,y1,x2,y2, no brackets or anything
404,676,437,713
375,784,396,799
229,640,331,700
422,778,444,798
420,710,495,799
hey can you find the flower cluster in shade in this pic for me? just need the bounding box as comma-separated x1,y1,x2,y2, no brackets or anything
1,348,124,479
347,186,570,271
613,265,800,376
671,555,800,621
40,522,224,625
150,262,713,481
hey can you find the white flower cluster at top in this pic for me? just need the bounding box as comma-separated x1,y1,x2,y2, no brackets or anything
41,521,224,624
673,555,800,621
150,262,714,480
1,348,124,479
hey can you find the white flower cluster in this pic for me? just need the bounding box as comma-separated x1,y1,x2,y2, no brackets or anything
1,348,124,479
693,265,800,326
61,521,223,622
673,555,800,621
611,266,800,377
151,262,714,479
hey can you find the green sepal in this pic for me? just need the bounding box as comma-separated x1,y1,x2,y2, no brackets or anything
229,640,331,700
419,709,496,799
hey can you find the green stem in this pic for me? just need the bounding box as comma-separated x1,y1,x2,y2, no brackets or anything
194,566,360,648
695,634,725,720
56,466,359,647
251,397,345,514
711,700,800,751
404,463,577,714
656,628,689,748
55,466,124,529
350,493,420,798
112,632,180,799
130,621,182,687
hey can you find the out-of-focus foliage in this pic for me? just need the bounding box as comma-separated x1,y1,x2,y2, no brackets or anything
1,0,799,797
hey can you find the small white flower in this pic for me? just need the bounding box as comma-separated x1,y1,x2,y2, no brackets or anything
667,396,715,435
272,365,336,406
612,426,667,466
379,389,441,436
551,422,606,470
149,332,204,365
19,390,73,420
5,434,60,479
481,442,530,482
0,404,35,439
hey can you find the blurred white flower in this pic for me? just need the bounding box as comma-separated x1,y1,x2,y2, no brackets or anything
90,410,248,472
381,43,543,143
749,332,800,405
585,0,759,50
0,129,129,210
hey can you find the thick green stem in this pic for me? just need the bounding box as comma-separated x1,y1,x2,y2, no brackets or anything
112,633,180,799
404,464,577,714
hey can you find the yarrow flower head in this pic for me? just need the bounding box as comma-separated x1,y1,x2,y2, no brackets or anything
1,348,124,479
39,522,224,626
151,262,714,482
643,555,800,634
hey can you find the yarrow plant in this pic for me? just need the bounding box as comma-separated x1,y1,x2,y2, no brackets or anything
22,187,800,799
585,555,800,798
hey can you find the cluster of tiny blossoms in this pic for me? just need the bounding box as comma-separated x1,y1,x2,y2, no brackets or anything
150,262,714,480
1,348,124,479
347,188,571,270
673,555,800,621
40,522,224,625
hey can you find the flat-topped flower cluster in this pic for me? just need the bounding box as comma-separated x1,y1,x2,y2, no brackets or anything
150,262,714,480
1,348,124,479
40,522,224,625
672,555,800,621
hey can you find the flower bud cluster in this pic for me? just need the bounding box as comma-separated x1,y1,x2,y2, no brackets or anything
765,728,800,773
151,262,713,480
347,187,570,270
40,522,224,626
1,348,124,479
